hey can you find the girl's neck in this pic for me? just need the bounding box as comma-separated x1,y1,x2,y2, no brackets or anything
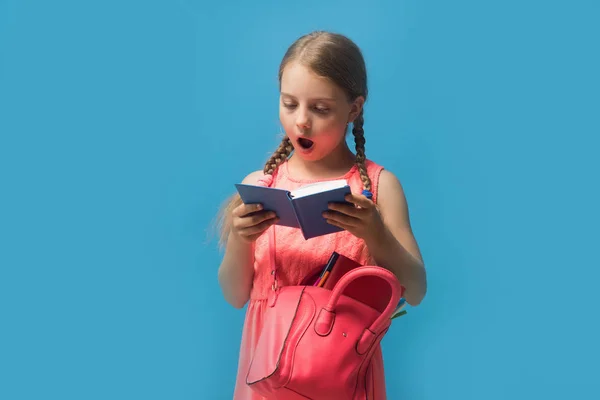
287,141,357,181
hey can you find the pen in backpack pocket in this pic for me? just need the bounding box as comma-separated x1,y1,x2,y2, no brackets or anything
314,252,339,286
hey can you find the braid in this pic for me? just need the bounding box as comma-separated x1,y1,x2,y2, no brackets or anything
352,111,372,192
264,136,293,175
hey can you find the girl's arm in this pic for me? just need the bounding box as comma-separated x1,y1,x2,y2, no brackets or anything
218,232,256,308
365,170,427,306
324,170,427,306
217,170,266,308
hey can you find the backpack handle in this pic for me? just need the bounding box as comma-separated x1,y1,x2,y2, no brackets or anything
315,266,403,353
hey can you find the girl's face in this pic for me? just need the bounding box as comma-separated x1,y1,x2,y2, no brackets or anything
279,62,363,162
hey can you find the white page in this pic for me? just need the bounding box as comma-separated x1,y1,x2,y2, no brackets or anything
290,179,348,199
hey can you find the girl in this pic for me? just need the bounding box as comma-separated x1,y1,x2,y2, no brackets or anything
216,30,427,399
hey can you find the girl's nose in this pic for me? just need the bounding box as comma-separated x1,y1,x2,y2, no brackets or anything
295,108,311,130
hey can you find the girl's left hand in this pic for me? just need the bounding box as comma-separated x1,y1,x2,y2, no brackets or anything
323,193,386,242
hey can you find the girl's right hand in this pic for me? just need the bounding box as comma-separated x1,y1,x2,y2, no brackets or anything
231,203,279,243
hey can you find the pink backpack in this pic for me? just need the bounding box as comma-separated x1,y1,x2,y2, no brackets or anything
245,229,404,399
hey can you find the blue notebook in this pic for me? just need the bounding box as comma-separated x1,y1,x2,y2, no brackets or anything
235,179,352,240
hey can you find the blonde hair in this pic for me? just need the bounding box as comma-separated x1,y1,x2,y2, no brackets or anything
215,31,371,247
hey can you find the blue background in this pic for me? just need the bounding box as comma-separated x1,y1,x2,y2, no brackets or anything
1,0,598,399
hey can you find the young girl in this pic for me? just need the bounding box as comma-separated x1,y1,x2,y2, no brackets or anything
216,30,427,399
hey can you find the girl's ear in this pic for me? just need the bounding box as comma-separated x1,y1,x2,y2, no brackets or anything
348,96,365,123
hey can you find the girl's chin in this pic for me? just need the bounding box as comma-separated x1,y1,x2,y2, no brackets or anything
294,144,315,156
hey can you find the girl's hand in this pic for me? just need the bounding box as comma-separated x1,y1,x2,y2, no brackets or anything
231,203,279,243
323,193,386,243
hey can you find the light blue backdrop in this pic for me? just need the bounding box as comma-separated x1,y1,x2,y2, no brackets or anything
1,0,598,399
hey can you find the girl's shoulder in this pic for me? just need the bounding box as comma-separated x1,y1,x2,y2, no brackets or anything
377,169,404,197
363,158,385,178
362,160,407,206
365,158,403,197
241,170,265,184
241,169,279,188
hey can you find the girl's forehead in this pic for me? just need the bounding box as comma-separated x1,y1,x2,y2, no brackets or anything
280,62,343,100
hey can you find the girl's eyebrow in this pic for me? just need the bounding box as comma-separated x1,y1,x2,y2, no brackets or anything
280,92,336,101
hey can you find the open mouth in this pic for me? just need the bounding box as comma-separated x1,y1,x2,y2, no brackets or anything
297,137,314,150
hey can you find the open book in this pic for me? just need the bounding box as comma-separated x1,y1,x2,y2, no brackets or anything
235,179,351,240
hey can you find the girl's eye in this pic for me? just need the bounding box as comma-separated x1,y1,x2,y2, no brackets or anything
282,103,328,114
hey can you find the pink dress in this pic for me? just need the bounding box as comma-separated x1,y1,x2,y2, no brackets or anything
233,159,388,399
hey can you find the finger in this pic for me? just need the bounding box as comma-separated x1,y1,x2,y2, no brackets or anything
239,217,279,237
344,193,373,208
327,202,364,218
322,210,361,227
233,203,263,218
239,211,277,229
232,210,274,231
324,218,347,230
